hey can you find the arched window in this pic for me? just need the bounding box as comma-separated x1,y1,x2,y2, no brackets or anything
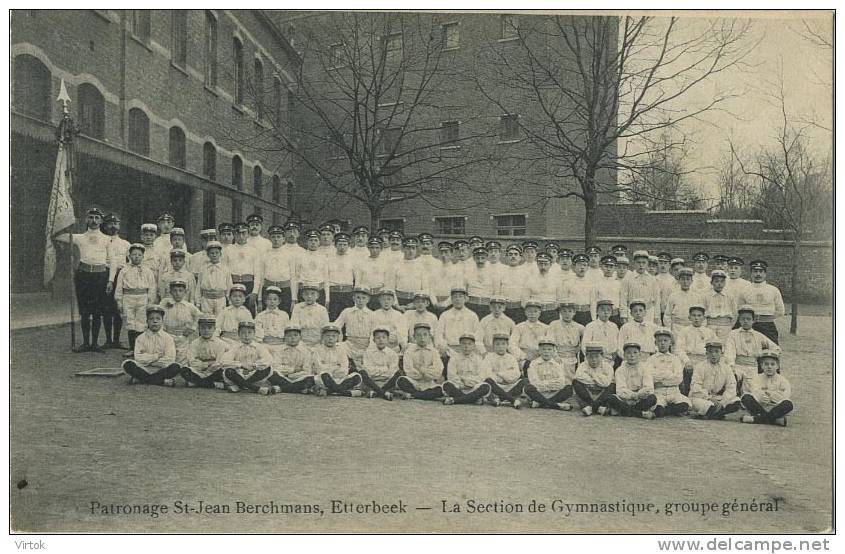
128,108,150,156
232,155,243,190
272,175,282,204
233,37,244,105
253,58,264,119
172,10,188,68
77,83,105,139
168,126,186,168
204,11,218,86
202,142,217,180
253,165,263,198
13,54,51,121
273,77,282,128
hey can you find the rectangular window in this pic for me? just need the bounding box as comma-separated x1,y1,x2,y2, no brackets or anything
494,214,527,236
378,127,402,156
379,219,404,233
205,12,218,87
329,43,344,68
442,22,459,50
499,113,520,141
172,11,188,68
436,216,465,236
131,10,151,43
440,121,459,145
384,33,403,63
500,14,519,40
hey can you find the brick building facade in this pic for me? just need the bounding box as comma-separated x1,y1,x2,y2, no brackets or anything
11,9,298,292
274,11,617,238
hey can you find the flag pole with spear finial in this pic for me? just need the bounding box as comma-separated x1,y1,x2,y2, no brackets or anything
56,79,79,349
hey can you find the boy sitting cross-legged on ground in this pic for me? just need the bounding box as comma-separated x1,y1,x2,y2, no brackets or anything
358,326,403,400
122,305,183,386
181,315,228,388
523,335,572,410
311,323,362,397
605,342,658,419
649,327,690,417
740,351,793,427
570,343,616,416
441,333,492,406
397,322,445,400
689,340,741,420
220,321,274,395
482,333,525,408
266,324,316,394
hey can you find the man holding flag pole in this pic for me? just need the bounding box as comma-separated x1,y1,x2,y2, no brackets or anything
47,79,111,353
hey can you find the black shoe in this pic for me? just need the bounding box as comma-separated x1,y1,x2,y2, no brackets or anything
92,344,107,353
107,341,127,350
73,344,93,353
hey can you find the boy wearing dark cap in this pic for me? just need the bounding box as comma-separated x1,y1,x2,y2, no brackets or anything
398,322,445,400
359,326,403,399
220,321,275,394
563,253,594,326
570,343,615,415
525,252,560,324
59,207,114,352
224,222,260,316
705,269,737,341
311,323,362,397
441,333,492,405
690,252,711,295
257,225,297,313
267,324,317,393
689,340,741,419
465,246,499,319
158,248,197,304
122,305,182,386
326,232,356,319
741,352,793,426
294,229,329,306
246,213,272,254
182,316,228,388
737,260,785,344
605,342,657,419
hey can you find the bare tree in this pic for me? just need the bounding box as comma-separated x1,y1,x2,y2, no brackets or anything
624,129,704,210
728,77,832,334
226,12,500,229
474,15,755,246
714,148,757,219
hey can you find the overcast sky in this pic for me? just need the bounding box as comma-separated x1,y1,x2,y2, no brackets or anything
663,13,833,202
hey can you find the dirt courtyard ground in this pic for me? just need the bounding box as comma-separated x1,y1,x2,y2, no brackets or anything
9,314,833,533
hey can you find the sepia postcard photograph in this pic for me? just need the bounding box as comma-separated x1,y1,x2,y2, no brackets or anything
7,5,835,538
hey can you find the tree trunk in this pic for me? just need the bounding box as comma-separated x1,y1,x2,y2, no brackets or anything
369,203,383,234
790,239,800,335
583,188,598,250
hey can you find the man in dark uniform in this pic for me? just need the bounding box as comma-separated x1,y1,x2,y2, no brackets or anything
56,207,111,352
